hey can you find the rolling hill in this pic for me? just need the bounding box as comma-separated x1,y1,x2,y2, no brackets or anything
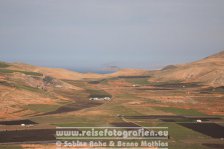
149,50,224,87
0,50,223,119
0,61,148,119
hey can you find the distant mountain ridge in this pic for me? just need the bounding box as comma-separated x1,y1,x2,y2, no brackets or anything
1,50,224,86
150,50,224,87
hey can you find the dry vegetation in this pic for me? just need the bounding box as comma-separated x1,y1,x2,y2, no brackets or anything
0,51,224,149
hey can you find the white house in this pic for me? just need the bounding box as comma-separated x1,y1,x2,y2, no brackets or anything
89,97,111,101
196,119,202,123
21,124,26,127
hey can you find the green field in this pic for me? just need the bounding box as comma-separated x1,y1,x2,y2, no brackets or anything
15,84,44,93
86,89,112,98
0,145,22,149
125,78,149,85
0,62,10,68
154,107,206,116
24,104,61,113
0,69,43,76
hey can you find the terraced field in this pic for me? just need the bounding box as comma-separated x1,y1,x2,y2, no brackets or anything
0,69,224,149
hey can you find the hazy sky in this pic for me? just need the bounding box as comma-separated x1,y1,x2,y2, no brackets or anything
0,0,224,72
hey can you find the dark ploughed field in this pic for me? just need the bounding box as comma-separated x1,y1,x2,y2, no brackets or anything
0,119,37,125
39,101,103,115
203,143,224,149
110,122,141,127
0,129,55,143
179,123,224,138
123,115,184,119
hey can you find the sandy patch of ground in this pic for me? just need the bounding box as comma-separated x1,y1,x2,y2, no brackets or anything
21,144,56,149
0,86,59,119
138,93,193,103
68,108,110,117
108,79,132,86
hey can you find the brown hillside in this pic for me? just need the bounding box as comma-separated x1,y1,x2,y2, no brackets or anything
150,50,224,87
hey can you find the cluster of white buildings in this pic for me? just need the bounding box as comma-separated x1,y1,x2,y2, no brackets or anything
20,124,34,127
89,97,111,101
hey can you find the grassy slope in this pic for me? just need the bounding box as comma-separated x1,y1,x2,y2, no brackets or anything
24,104,61,113
0,62,10,68
154,107,206,116
0,69,43,76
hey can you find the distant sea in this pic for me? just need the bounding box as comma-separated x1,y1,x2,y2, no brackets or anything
69,68,116,74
